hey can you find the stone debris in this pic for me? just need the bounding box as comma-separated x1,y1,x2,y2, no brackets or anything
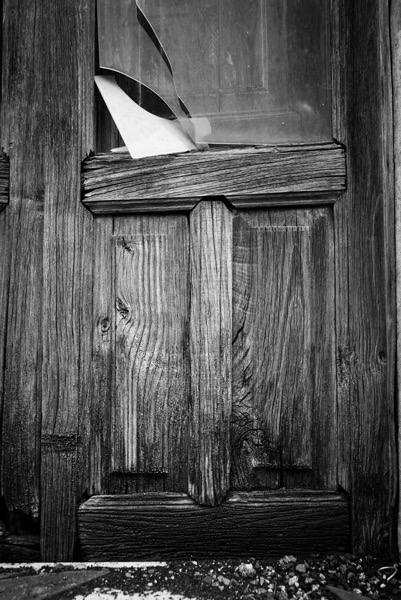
0,555,399,599
75,591,198,600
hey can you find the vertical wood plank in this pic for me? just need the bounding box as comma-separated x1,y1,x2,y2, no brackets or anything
41,0,95,560
0,0,44,521
391,0,401,555
188,200,232,506
333,0,396,554
113,215,190,493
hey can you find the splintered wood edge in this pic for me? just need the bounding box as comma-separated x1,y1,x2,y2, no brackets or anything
81,143,346,214
0,157,10,212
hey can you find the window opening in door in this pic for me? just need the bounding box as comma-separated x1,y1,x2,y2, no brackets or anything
97,0,331,156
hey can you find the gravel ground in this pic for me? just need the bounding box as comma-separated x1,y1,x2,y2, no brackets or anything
1,555,401,600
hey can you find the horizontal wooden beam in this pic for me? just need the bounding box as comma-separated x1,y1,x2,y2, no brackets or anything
0,157,9,212
81,143,346,215
78,490,349,559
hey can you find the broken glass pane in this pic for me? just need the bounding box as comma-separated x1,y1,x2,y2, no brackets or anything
97,0,331,147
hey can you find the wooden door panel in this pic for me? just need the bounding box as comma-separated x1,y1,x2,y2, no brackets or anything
112,215,190,492
232,208,336,490
107,205,336,497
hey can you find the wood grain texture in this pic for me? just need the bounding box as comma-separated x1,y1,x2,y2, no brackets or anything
78,491,350,560
231,209,336,491
0,158,9,211
188,201,232,506
89,217,114,495
391,0,401,556
0,534,41,561
81,143,346,214
333,0,396,555
41,0,95,560
0,0,44,521
112,215,190,493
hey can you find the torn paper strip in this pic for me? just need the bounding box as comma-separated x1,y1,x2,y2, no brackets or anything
97,0,208,150
95,76,198,158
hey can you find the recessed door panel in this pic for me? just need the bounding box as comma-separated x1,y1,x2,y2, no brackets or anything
112,215,190,492
232,208,336,490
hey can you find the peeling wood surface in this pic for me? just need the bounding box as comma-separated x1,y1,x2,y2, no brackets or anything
0,0,44,520
188,201,232,506
78,491,349,560
333,0,396,555
40,0,95,560
112,215,190,492
82,143,346,214
231,208,336,491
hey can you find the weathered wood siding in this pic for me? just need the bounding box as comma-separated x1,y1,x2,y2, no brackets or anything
40,0,95,560
333,0,397,554
392,0,401,557
0,0,44,522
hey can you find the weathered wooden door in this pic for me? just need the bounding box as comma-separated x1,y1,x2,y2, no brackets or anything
78,140,348,558
0,0,396,562
76,0,395,559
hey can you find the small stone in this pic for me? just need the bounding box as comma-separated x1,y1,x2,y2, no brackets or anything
296,564,307,573
278,555,297,566
230,578,241,589
238,563,257,578
202,576,213,585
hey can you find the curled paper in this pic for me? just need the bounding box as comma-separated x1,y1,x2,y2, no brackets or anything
97,0,209,156
96,75,212,158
